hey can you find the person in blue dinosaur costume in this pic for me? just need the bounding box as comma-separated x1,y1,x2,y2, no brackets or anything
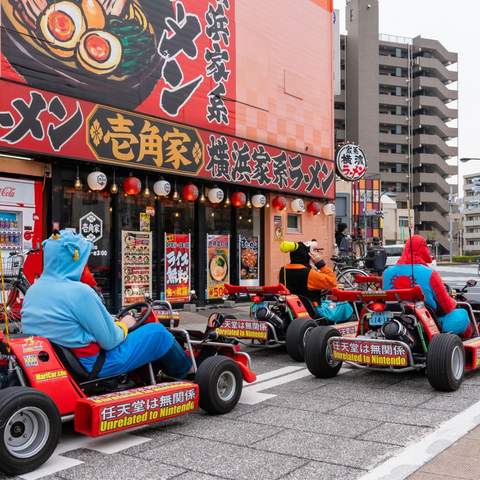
21,230,192,378
383,234,472,338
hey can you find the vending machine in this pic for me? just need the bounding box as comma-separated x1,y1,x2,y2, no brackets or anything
0,177,43,273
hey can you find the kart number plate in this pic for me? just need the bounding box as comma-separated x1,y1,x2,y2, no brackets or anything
216,319,268,340
369,312,391,326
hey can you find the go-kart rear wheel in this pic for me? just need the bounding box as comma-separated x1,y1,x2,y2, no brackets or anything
196,356,243,415
0,387,61,475
427,333,465,392
305,326,342,378
286,318,317,362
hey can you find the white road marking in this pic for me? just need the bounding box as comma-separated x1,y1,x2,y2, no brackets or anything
240,367,348,405
248,365,305,385
19,431,151,480
358,396,480,480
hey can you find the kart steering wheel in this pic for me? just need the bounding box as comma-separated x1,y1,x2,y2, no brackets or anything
116,302,152,332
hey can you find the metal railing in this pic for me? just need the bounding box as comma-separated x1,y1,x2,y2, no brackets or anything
379,33,412,45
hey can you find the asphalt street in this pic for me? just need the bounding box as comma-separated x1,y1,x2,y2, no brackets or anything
4,265,480,480
436,264,480,302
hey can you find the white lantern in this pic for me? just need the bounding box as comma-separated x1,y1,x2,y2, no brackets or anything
87,171,107,191
323,203,336,216
208,187,224,204
251,194,266,208
153,180,171,196
291,198,305,213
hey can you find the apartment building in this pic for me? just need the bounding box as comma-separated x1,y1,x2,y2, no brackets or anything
335,0,458,252
463,174,480,254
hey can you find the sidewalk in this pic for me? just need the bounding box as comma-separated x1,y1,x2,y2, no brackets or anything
408,426,480,479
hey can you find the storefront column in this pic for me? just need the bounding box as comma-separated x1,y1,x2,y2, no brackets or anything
194,200,207,306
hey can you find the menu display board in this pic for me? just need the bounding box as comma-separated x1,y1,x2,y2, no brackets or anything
121,231,152,305
206,234,230,300
239,236,260,286
164,233,191,303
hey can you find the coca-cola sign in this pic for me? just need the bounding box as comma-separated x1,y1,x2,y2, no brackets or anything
0,178,35,206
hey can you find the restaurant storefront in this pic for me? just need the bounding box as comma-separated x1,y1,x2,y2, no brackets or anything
0,0,336,310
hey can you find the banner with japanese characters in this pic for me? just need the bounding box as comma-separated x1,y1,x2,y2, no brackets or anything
121,230,152,305
239,235,259,287
207,234,229,299
164,233,191,303
1,0,236,136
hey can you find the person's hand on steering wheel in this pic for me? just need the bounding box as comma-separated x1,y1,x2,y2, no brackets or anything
121,314,137,330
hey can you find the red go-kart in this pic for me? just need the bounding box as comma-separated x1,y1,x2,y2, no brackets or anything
304,284,480,392
0,300,255,475
219,284,358,362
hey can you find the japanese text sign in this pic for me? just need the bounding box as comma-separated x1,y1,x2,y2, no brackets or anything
335,144,367,182
164,233,191,303
216,319,268,341
207,234,229,299
330,338,409,367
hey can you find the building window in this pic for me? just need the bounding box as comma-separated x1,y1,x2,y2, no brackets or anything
395,144,402,154
287,214,301,233
399,216,409,227
395,67,402,77
395,86,402,96
395,125,402,134
395,48,402,58
396,105,403,115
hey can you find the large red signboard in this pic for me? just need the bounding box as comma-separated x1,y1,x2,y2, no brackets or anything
1,0,236,136
0,81,335,198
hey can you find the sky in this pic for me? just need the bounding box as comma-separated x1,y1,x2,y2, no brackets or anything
333,0,480,191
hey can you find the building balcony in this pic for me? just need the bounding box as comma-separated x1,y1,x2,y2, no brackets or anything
379,113,408,126
463,220,480,228
413,172,451,194
413,154,456,176
379,55,409,68
379,94,407,107
413,134,457,158
380,171,409,184
463,231,480,240
413,191,448,213
413,76,458,102
335,108,345,120
335,129,346,142
414,115,457,140
415,57,458,84
413,37,458,65
413,96,457,121
379,74,408,88
380,152,409,164
418,210,449,232
379,132,409,144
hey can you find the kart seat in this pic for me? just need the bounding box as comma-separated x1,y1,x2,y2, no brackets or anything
51,343,91,381
297,295,321,319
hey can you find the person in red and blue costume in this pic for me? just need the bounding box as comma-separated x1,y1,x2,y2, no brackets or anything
21,230,192,378
383,235,472,338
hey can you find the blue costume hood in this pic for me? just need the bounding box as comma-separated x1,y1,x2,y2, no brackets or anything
42,230,92,281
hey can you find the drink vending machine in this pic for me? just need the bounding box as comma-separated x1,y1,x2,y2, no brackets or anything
0,177,43,274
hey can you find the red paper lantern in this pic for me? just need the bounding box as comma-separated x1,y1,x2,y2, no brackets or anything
272,195,287,211
231,191,247,208
123,176,141,195
182,183,199,202
307,201,322,215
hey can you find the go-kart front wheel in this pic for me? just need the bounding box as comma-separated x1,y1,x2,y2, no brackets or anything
196,356,243,415
305,326,342,378
427,333,465,392
286,318,317,362
0,387,61,475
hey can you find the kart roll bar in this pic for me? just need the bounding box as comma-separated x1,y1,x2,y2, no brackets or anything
224,284,291,296
331,285,424,303
354,274,382,285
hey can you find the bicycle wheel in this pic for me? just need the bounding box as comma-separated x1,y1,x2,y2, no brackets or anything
0,281,26,333
337,268,368,289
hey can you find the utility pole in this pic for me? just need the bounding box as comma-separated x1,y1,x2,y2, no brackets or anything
449,184,453,262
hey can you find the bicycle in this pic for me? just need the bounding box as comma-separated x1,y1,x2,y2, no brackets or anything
331,255,369,289
0,249,40,332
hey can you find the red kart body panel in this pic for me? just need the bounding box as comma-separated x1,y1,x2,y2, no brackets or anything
413,304,440,340
331,286,425,303
353,274,382,287
286,295,311,319
75,382,199,437
8,336,84,415
463,338,480,371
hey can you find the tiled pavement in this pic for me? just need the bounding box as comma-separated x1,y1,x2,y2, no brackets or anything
3,303,480,480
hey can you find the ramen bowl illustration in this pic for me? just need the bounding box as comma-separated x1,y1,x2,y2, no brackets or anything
1,0,172,108
209,254,228,283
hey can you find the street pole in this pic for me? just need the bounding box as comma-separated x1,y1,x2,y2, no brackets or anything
449,184,453,263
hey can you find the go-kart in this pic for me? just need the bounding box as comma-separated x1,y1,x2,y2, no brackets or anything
220,284,358,362
0,300,255,475
304,282,480,392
